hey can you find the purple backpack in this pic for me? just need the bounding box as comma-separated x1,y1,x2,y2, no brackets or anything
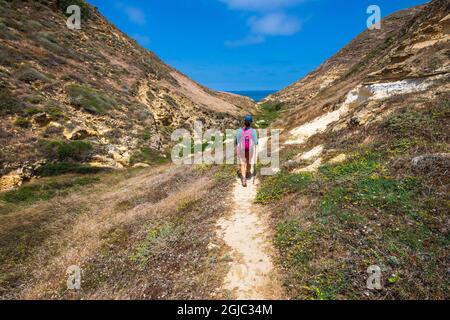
240,128,253,151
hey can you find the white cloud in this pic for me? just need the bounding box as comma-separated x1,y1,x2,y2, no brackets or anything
222,0,306,48
220,0,303,11
132,34,150,46
115,3,147,25
225,13,302,47
225,35,265,48
249,13,301,36
125,7,147,25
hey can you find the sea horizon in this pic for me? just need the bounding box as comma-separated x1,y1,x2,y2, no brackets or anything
228,90,277,102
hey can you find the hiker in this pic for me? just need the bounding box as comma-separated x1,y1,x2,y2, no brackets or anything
236,115,258,187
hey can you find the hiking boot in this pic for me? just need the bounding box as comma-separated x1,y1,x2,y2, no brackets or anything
241,176,247,187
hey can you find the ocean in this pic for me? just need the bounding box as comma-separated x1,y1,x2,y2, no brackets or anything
229,90,277,102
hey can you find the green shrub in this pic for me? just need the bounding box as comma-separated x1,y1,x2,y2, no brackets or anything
141,128,152,141
131,223,174,265
25,108,41,116
0,43,24,66
256,172,312,204
67,84,117,114
24,20,42,33
0,176,99,205
0,88,22,115
0,21,21,40
388,138,419,155
41,140,93,161
275,221,329,267
274,220,348,300
319,151,380,179
320,175,420,216
352,176,419,211
14,117,31,128
25,94,45,104
15,68,49,83
256,101,283,128
36,162,106,177
384,110,432,138
47,107,64,120
213,165,236,183
130,147,168,165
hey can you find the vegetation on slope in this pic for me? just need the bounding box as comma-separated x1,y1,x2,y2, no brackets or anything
258,96,449,300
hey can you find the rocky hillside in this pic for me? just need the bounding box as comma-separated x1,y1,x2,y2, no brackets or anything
265,0,449,150
267,0,449,131
258,0,450,299
0,0,255,191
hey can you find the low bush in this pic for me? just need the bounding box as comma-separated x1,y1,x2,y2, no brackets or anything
37,32,64,54
16,68,49,83
36,162,106,177
256,101,284,128
0,176,99,205
130,147,168,166
319,151,381,180
130,223,174,266
24,20,42,33
256,172,312,204
67,84,117,114
0,88,22,116
41,140,93,161
14,117,31,128
0,21,21,41
25,94,45,105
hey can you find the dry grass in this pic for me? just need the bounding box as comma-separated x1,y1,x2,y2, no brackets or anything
0,164,235,299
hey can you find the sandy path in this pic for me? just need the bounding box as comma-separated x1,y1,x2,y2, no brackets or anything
217,179,283,300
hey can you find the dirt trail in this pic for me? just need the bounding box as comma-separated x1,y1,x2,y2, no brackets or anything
217,178,283,300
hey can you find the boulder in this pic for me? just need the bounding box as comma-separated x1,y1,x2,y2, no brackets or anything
133,163,150,168
44,121,64,136
411,153,450,173
0,171,23,192
90,155,122,169
64,127,97,140
106,145,131,166
349,117,361,127
328,154,347,164
32,112,50,126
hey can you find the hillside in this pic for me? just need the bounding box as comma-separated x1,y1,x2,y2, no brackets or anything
258,0,449,299
0,0,255,191
0,0,448,301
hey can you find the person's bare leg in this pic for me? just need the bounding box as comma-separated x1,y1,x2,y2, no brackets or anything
240,163,247,187
245,160,251,178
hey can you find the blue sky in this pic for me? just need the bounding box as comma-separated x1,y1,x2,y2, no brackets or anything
86,0,428,91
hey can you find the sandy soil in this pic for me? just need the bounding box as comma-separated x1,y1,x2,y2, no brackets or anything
217,179,283,300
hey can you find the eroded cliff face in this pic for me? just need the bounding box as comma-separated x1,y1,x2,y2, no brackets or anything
0,0,256,190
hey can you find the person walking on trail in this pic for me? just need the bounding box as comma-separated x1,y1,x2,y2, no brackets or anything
236,115,258,187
